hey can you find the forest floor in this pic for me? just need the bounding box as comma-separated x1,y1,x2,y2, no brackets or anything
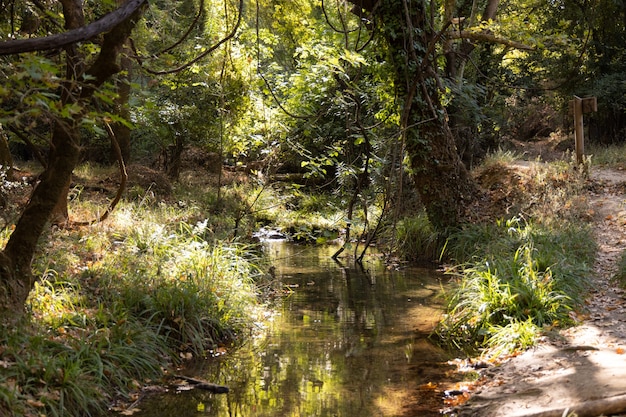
455,141,626,417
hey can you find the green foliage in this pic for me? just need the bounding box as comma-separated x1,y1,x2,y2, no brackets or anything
0,165,271,416
584,71,626,142
437,217,596,355
586,142,626,168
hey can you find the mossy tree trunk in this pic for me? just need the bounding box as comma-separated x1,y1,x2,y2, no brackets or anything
0,1,146,321
349,0,478,230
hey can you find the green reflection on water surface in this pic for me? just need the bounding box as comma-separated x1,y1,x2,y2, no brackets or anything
125,242,455,417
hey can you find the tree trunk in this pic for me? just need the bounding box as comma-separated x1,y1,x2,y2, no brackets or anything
444,0,500,81
0,0,146,321
0,124,13,174
112,48,132,164
349,0,478,230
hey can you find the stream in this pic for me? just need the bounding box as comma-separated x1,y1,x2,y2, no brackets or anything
121,242,460,417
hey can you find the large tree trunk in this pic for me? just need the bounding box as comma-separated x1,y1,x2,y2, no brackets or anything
0,0,146,321
350,0,478,230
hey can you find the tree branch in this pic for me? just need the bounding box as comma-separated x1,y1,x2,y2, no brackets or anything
141,0,244,75
0,0,148,55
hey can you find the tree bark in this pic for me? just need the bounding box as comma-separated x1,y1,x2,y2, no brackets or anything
348,0,478,230
0,0,146,320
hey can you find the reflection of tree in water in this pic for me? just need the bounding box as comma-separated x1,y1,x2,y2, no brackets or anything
124,244,455,417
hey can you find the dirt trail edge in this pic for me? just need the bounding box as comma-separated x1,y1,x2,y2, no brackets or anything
455,167,626,417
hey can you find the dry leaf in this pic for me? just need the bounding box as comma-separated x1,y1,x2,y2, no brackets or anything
418,382,438,390
26,398,45,407
616,347,625,354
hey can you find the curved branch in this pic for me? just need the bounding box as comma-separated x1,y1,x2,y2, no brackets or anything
322,0,357,35
0,0,148,55
156,0,205,55
447,30,534,51
73,121,127,226
141,0,243,75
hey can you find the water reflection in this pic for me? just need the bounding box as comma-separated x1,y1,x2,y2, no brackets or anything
126,242,457,417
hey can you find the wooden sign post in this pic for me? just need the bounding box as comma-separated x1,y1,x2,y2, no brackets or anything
569,96,597,164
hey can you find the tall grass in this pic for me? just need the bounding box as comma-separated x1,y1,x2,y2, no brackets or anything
0,315,170,416
586,142,626,167
0,164,270,417
93,221,262,355
436,217,596,356
392,211,444,263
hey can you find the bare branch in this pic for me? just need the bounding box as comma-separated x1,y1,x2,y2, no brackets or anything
156,0,205,55
73,121,127,226
0,0,148,56
141,0,244,75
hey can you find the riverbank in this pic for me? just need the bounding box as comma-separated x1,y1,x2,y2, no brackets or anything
453,166,626,417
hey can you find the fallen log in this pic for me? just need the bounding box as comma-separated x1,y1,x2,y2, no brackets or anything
172,375,229,394
518,392,626,417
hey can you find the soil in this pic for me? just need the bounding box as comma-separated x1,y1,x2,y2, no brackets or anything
452,142,626,417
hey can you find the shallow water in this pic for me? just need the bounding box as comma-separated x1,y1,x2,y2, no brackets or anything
123,242,457,417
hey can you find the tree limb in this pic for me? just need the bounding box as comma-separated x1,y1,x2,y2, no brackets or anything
0,0,148,55
447,30,534,50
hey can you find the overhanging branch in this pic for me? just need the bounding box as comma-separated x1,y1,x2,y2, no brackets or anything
0,0,148,56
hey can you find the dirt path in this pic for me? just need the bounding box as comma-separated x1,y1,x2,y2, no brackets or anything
455,166,626,417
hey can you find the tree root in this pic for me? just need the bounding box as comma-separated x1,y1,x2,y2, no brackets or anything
518,392,626,417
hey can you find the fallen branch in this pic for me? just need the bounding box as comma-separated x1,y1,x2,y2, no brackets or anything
518,392,626,417
173,375,229,394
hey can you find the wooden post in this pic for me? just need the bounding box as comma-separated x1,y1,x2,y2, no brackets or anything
573,95,584,164
569,96,597,165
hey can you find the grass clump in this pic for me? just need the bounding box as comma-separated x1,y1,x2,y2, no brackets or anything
0,315,170,417
586,142,626,168
436,217,596,356
92,219,262,355
392,211,444,263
